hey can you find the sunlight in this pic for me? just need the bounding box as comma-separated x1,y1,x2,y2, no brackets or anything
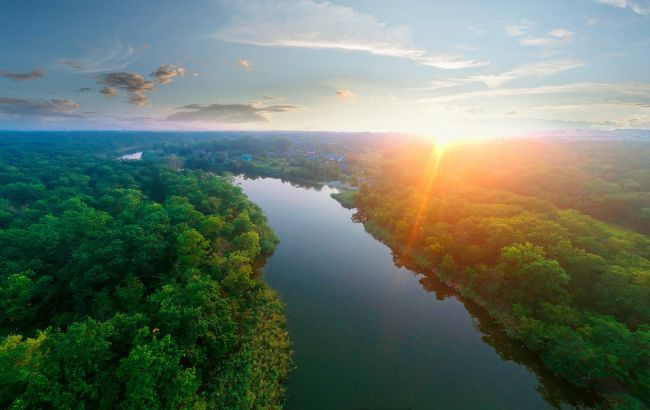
406,137,448,248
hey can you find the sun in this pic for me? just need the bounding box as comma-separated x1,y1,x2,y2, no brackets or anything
434,135,453,153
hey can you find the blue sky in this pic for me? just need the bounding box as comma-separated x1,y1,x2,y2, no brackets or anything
0,0,649,138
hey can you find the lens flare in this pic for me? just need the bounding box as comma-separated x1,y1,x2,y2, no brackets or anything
406,136,450,248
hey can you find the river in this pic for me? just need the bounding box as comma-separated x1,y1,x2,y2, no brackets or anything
236,176,594,410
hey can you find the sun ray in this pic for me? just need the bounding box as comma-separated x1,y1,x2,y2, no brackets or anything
406,136,449,248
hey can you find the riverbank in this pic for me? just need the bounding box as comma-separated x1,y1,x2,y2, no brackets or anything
356,218,614,408
238,175,595,409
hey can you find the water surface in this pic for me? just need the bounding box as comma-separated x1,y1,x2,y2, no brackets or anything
237,176,592,410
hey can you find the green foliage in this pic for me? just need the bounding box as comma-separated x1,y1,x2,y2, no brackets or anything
0,143,290,409
330,189,357,209
356,139,650,406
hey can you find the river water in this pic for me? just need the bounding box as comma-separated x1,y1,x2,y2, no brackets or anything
236,176,593,410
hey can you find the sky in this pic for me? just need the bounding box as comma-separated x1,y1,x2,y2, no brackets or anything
0,0,649,139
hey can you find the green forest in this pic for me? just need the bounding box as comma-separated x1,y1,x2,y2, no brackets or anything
2,133,650,409
354,139,650,408
0,138,291,408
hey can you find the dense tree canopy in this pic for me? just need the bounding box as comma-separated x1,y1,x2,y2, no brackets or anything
0,140,290,409
355,139,650,408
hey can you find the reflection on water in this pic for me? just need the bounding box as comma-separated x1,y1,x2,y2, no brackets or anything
393,255,597,409
236,175,595,410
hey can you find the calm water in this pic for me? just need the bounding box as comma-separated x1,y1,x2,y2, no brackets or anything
236,176,593,410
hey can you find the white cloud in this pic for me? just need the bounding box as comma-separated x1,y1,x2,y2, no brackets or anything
238,58,253,70
586,17,599,26
423,78,473,90
469,60,585,87
505,24,528,37
214,0,488,69
512,25,575,48
57,39,136,73
418,54,488,69
419,82,650,103
597,0,650,15
422,60,584,90
519,37,558,47
548,29,575,39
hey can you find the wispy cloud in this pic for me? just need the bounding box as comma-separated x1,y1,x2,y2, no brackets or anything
470,60,584,87
168,99,300,123
597,0,650,15
98,64,185,106
0,96,80,117
0,69,45,81
548,29,575,39
505,22,529,37
420,82,650,103
214,0,488,69
509,23,576,48
58,39,136,73
519,37,558,47
422,60,584,90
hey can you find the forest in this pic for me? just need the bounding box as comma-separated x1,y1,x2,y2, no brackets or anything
2,132,650,409
0,136,291,408
354,139,650,408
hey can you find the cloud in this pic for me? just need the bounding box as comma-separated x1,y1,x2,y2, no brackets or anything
99,72,155,105
513,26,575,48
417,54,488,69
0,96,80,117
238,58,253,70
548,29,575,39
0,69,45,81
151,64,186,84
214,0,488,69
58,39,136,73
506,24,528,37
336,89,356,99
98,64,185,106
598,0,650,15
586,17,599,26
419,82,650,103
422,60,584,91
76,87,93,92
168,100,300,123
470,60,585,87
100,86,118,98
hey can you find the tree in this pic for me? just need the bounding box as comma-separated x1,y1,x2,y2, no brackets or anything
174,229,209,269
